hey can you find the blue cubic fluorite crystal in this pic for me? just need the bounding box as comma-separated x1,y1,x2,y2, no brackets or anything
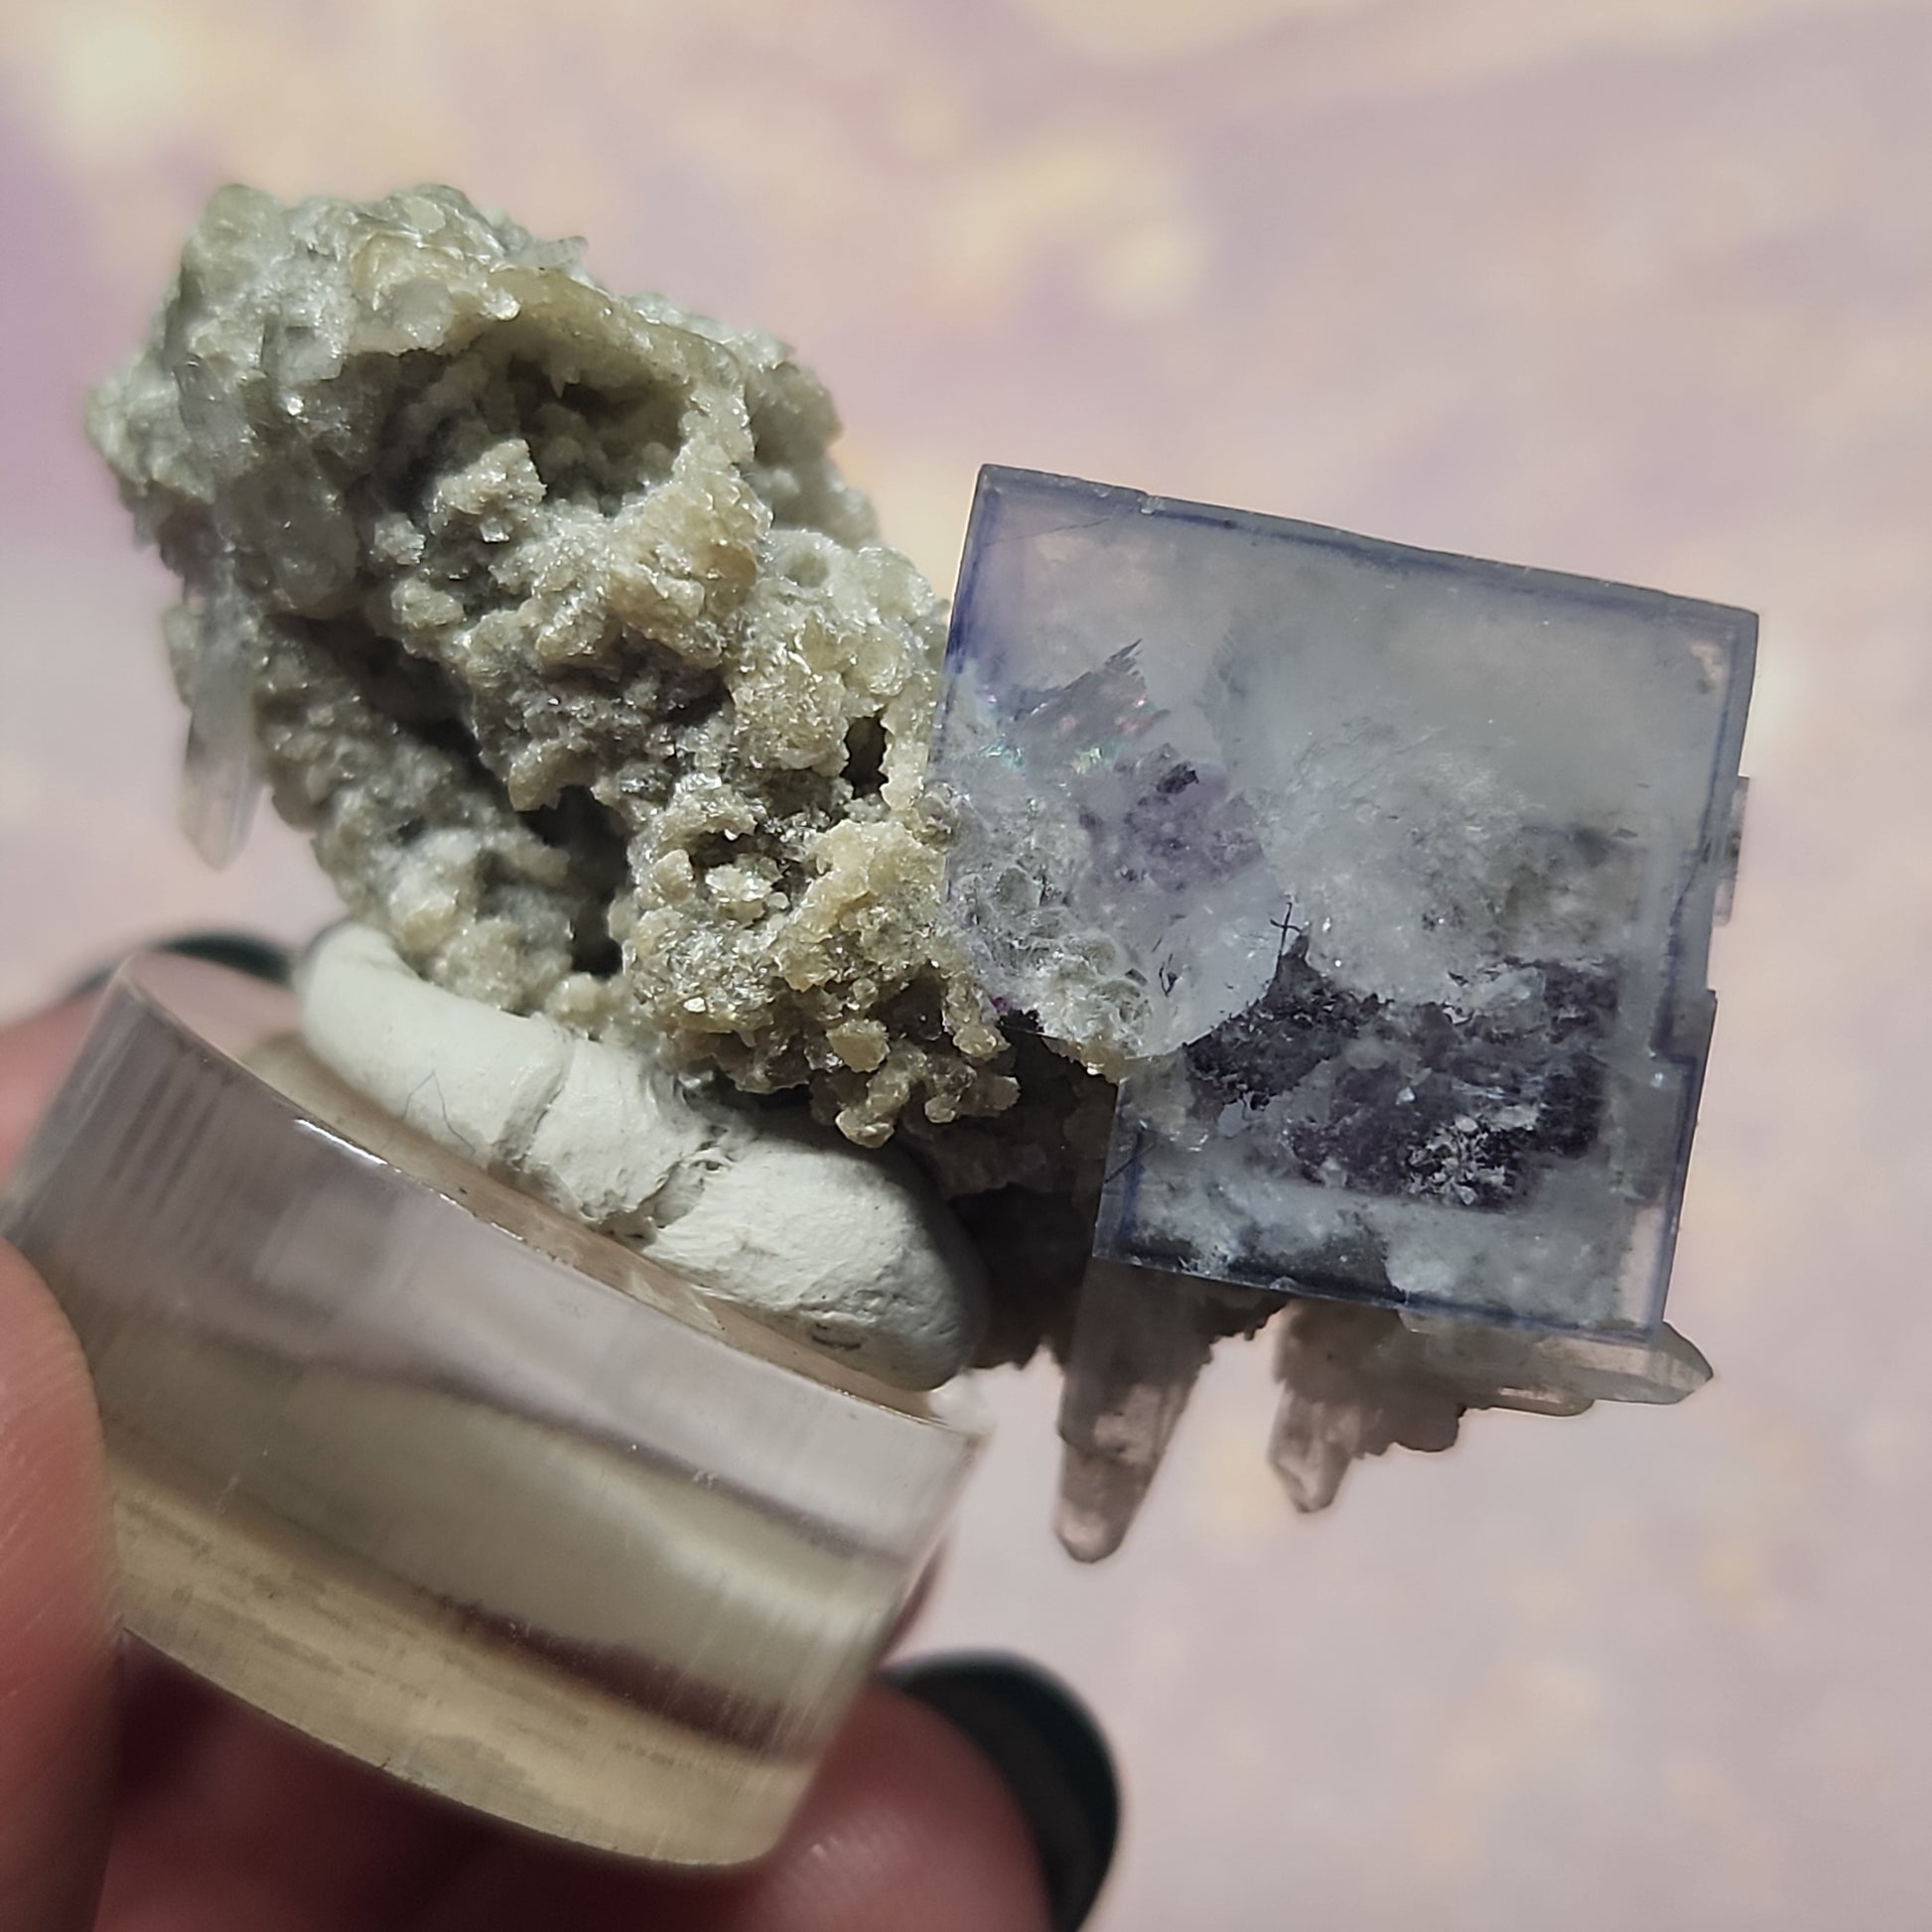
932,466,1753,1336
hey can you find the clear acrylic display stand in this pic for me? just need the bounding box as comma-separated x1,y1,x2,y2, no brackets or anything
1,954,983,1864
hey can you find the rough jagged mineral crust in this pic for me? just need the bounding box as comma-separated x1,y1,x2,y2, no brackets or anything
89,185,1020,1154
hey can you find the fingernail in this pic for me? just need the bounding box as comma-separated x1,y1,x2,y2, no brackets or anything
883,1652,1119,1931
67,931,294,1000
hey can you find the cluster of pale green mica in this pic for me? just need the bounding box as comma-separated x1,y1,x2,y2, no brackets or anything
90,186,1055,1175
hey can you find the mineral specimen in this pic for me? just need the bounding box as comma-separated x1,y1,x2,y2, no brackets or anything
1266,1298,1712,1514
931,465,1754,1336
88,185,1017,1157
88,185,1120,1374
1053,1262,1276,1561
89,188,1755,1554
932,465,1751,1548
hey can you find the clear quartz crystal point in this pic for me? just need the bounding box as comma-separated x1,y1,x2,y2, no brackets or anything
1268,1299,1713,1512
934,466,1755,1338
177,587,263,868
1054,1262,1274,1561
1267,1304,1466,1515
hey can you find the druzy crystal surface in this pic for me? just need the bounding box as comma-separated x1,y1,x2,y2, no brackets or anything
933,466,1754,1336
89,186,1016,1158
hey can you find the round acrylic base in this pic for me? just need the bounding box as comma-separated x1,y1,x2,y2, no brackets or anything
0,956,983,1865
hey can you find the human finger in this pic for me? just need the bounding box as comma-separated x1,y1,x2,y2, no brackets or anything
99,1669,1065,1932
882,1656,1118,1932
0,1240,117,1932
0,995,95,1176
414,1683,1062,1932
96,1665,483,1932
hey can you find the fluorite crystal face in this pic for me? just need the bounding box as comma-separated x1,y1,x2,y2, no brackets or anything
932,466,1754,1335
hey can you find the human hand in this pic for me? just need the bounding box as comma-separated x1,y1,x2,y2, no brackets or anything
0,986,1114,1932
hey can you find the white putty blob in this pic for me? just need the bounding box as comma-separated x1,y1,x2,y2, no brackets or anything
298,923,986,1388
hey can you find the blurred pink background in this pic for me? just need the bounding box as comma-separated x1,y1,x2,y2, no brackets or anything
3,2,1930,1924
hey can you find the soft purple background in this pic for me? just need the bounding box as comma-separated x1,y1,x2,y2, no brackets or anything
3,3,1929,1924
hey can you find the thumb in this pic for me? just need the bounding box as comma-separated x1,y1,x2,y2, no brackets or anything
0,1238,116,1932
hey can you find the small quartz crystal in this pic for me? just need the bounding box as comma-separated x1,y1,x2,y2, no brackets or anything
1054,1262,1276,1560
1267,1299,1712,1513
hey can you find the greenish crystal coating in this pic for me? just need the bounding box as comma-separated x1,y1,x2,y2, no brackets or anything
90,185,1025,1158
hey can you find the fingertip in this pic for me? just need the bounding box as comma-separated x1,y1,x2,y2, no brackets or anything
0,1239,110,1562
884,1655,1118,1932
0,993,96,1177
686,1688,1054,1932
0,1240,116,1932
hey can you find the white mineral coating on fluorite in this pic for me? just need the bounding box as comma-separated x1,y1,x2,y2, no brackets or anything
932,641,1277,1072
88,185,1016,1160
299,924,985,1388
934,466,1755,1336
